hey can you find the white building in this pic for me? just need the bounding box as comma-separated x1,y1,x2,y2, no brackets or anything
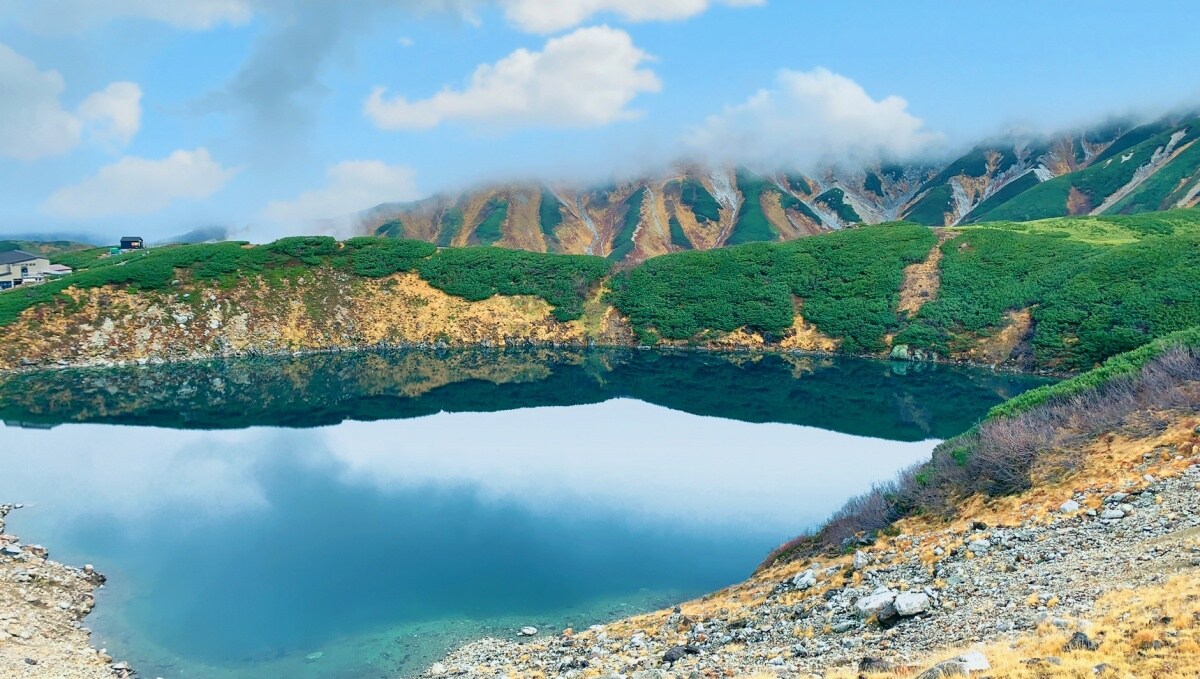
0,250,53,290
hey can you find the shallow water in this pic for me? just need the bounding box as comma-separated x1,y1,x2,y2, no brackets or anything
0,349,1050,677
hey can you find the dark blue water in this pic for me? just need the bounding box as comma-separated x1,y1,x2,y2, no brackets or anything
0,350,1051,677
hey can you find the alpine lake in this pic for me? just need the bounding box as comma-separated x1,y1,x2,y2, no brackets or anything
0,348,1052,678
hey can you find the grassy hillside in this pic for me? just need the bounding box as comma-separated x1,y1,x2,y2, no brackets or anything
894,209,1200,371
607,224,936,351
5,209,1200,375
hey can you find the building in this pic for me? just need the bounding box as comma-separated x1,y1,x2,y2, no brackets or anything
0,250,52,290
120,236,144,250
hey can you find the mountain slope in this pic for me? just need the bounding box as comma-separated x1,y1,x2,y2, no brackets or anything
360,113,1200,262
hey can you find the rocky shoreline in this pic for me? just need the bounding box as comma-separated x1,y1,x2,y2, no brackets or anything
0,505,128,679
418,418,1200,678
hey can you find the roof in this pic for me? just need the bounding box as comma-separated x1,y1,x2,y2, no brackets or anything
0,250,42,265
120,236,143,241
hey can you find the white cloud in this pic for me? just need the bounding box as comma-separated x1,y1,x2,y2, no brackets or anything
0,43,143,160
499,0,764,33
77,82,143,146
43,148,238,219
686,67,943,167
365,26,660,130
3,0,252,32
263,160,420,222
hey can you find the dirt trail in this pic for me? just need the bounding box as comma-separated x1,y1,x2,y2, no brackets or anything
897,230,955,316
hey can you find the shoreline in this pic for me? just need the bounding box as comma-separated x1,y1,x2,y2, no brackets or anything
416,416,1200,678
0,340,1070,381
0,504,127,679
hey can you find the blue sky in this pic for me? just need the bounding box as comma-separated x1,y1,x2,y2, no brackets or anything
1,0,1198,242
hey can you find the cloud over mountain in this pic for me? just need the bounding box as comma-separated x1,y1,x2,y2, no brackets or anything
365,26,661,130
686,67,942,168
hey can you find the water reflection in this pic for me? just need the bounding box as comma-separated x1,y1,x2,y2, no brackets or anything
0,351,1052,677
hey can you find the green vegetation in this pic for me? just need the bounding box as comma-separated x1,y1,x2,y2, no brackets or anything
436,206,464,247
472,197,509,245
1109,140,1200,214
374,219,404,238
607,188,645,262
917,146,1015,196
904,184,955,225
668,216,692,250
979,120,1200,223
784,173,813,196
894,209,1200,371
863,172,884,198
814,188,862,223
726,169,780,245
341,237,436,277
987,326,1200,420
607,224,935,350
961,171,1041,223
538,188,564,248
679,178,721,223
416,248,610,321
778,189,823,224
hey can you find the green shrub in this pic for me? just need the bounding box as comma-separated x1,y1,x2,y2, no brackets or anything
417,248,610,321
539,188,564,249
726,169,780,245
342,237,437,277
679,178,721,223
668,216,692,250
607,224,935,351
814,187,862,223
473,197,508,245
608,188,645,262
904,184,955,225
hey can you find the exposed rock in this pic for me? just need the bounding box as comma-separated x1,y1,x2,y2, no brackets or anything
894,592,931,617
1059,499,1081,513
855,591,897,620
1063,631,1099,652
662,644,700,665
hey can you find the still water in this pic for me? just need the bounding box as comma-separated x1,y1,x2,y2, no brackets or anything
0,349,1050,677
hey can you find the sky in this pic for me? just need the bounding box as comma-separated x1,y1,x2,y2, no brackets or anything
1,0,1198,242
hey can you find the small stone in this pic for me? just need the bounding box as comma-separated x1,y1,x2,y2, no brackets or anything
429,662,447,676
956,651,990,671
1058,500,1081,513
967,539,991,554
859,657,896,673
304,652,323,662
112,661,131,671
1100,509,1126,520
518,626,538,637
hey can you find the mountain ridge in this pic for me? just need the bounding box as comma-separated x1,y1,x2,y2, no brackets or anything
361,112,1200,262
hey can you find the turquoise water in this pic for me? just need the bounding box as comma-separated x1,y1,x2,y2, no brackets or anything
0,350,1050,677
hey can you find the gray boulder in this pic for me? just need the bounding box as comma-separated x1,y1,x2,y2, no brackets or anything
894,592,931,616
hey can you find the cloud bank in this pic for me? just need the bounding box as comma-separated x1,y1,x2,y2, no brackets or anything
686,67,943,168
263,160,420,223
498,0,765,33
365,26,661,130
43,148,238,219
